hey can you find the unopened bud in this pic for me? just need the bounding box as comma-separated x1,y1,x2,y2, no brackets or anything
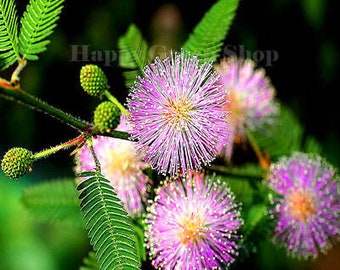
94,101,121,133
80,64,108,96
1,147,34,179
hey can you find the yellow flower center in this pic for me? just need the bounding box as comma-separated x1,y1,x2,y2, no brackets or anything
103,141,139,176
178,213,206,245
164,97,193,128
223,90,246,126
287,190,316,221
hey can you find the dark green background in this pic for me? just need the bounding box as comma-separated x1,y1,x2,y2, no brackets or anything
0,0,339,269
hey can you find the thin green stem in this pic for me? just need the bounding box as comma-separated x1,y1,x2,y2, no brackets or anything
104,90,129,115
0,81,132,140
87,137,101,172
33,134,85,160
99,130,131,140
208,164,265,180
246,128,270,170
0,84,90,131
11,58,27,85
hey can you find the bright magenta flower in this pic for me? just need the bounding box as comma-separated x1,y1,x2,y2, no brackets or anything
127,50,230,176
215,56,278,161
145,172,243,269
267,152,340,258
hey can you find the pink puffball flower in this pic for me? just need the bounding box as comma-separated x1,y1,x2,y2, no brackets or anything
145,172,243,269
215,56,278,161
74,115,151,217
267,152,340,259
126,50,230,177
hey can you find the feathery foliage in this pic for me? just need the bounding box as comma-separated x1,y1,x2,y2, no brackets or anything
238,203,275,261
183,0,239,63
118,24,150,87
19,0,64,60
22,179,82,226
132,219,147,262
303,135,322,154
219,164,264,208
0,0,20,70
80,251,99,270
77,171,140,270
250,105,304,160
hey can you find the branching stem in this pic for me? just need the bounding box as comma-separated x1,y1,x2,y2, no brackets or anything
0,82,131,140
33,134,86,160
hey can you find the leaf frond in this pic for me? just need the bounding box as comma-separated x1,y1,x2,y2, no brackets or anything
77,171,140,270
0,0,20,70
118,24,150,88
80,251,99,270
183,0,239,63
18,0,64,60
250,105,304,160
21,179,83,227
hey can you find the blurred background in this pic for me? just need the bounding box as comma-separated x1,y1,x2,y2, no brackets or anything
0,0,339,269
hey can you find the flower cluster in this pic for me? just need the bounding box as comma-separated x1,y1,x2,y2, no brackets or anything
74,115,150,217
145,172,243,269
214,56,278,161
127,50,230,177
266,152,340,258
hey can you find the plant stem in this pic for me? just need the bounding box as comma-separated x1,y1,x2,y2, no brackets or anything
0,82,131,140
0,84,90,131
87,137,101,172
104,90,129,115
209,164,265,180
246,129,271,170
11,59,27,85
101,130,131,140
33,134,86,160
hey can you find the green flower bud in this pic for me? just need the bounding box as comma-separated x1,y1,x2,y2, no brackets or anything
94,101,121,133
80,64,108,96
1,147,34,179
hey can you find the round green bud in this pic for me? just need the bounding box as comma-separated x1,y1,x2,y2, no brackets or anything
94,101,121,133
1,147,34,179
80,64,108,96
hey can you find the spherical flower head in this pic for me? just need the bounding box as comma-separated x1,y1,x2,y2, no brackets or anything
145,172,243,269
93,101,121,133
80,64,108,96
74,115,150,217
266,152,340,259
215,57,278,161
1,147,33,179
127,50,229,177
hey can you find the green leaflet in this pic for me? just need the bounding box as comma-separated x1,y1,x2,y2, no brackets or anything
183,0,239,63
118,24,150,88
77,171,140,270
18,0,64,60
132,218,147,262
80,251,99,270
0,0,20,70
250,104,304,160
21,178,83,227
237,203,274,261
303,135,322,154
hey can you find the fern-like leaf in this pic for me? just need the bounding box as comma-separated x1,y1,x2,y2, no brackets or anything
22,179,83,227
118,24,150,87
0,0,20,70
182,0,239,63
18,0,64,60
238,203,274,261
250,105,304,160
303,135,322,154
80,251,99,270
77,171,140,270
